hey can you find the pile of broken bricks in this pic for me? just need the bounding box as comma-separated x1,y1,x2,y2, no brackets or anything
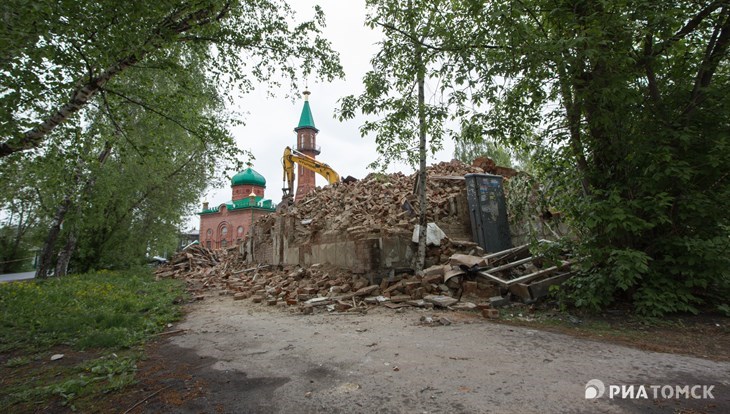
156,241,573,319
254,159,491,246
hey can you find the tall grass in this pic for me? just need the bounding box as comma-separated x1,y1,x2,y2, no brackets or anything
0,269,186,411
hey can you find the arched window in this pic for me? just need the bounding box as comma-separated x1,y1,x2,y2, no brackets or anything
221,226,228,236
237,226,244,235
221,239,227,248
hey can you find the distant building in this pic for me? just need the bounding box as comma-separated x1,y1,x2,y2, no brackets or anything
198,167,277,249
198,92,320,249
178,228,199,251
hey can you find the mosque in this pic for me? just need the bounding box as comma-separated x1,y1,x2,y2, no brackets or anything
198,91,321,249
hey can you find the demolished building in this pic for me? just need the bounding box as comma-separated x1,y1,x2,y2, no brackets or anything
244,158,561,281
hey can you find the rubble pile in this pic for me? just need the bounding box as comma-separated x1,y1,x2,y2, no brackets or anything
156,157,571,314
156,245,460,309
276,160,487,243
156,241,571,315
154,245,244,295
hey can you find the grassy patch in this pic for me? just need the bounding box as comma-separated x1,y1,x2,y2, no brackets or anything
0,269,185,412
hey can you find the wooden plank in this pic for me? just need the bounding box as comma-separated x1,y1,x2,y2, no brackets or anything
476,271,509,287
486,256,533,274
429,175,466,181
482,244,529,261
504,261,574,286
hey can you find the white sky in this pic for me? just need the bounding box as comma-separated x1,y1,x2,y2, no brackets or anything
187,0,456,229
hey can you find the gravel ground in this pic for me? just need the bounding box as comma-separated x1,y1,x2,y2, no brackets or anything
130,296,729,413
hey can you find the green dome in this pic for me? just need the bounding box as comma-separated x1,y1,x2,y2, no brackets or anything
231,167,266,187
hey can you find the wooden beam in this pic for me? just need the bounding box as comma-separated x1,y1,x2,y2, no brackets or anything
505,261,574,286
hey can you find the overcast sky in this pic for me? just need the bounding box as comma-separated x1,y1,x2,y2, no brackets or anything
188,0,457,230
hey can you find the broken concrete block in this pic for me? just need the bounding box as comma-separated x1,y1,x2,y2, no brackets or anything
489,296,510,308
233,293,246,301
438,317,452,326
407,299,426,307
301,306,314,314
449,253,487,268
251,296,264,303
449,301,477,311
304,297,332,306
423,295,458,308
422,265,446,277
412,222,447,246
267,299,277,306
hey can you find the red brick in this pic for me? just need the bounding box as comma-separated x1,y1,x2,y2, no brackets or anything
482,308,500,319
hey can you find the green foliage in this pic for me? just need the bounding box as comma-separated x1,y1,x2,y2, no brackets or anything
4,356,30,368
337,0,453,171
0,0,343,156
0,225,34,273
0,269,183,411
0,269,184,352
453,123,514,167
1,0,344,274
384,0,730,315
1,353,140,410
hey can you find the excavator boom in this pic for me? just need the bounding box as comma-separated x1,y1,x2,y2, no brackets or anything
282,146,340,202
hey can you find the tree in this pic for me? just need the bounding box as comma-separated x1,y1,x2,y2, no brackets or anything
346,0,729,314
338,0,455,272
0,188,40,274
453,127,514,168
1,0,344,276
0,0,343,157
427,0,730,314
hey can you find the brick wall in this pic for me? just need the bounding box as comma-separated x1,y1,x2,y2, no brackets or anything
200,205,270,250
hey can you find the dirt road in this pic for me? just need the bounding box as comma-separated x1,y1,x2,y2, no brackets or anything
127,297,729,413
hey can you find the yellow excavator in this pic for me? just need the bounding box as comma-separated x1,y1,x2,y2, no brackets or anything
282,146,340,204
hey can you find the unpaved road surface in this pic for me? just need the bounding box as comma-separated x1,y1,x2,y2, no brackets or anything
130,297,729,413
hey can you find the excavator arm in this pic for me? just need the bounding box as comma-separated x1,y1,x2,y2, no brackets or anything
282,146,340,202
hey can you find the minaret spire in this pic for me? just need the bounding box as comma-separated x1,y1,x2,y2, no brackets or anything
294,88,319,202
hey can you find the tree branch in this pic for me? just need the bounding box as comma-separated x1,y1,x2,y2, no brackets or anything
102,87,208,146
653,1,726,56
0,2,233,158
376,21,503,52
683,6,730,116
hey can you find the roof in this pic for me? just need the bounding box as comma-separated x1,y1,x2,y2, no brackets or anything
231,167,266,187
294,91,318,132
198,196,277,215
